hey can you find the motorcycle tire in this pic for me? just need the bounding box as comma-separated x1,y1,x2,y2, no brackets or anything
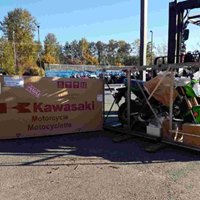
118,100,141,125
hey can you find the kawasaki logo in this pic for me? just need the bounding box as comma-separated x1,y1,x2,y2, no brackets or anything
0,101,95,113
0,103,31,113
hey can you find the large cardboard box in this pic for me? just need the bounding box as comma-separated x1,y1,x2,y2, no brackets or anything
0,76,103,139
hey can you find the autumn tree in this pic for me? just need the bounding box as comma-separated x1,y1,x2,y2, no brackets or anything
43,33,60,64
63,39,98,65
0,8,38,74
88,42,97,57
107,40,119,65
146,41,156,65
58,45,66,64
79,38,98,65
0,37,15,74
79,38,89,63
59,38,166,67
116,40,132,65
63,41,72,62
130,39,156,66
132,39,140,57
63,40,82,64
95,41,107,65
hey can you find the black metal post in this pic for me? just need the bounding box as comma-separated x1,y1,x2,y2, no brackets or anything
150,30,153,65
167,1,177,64
176,11,184,64
37,25,42,68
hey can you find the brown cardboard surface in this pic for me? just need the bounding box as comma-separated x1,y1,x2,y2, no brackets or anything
162,119,184,143
144,74,178,107
162,119,171,140
0,76,103,139
182,123,200,148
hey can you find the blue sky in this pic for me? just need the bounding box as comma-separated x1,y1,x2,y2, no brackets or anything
0,0,200,51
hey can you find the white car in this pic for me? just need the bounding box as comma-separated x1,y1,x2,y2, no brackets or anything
89,74,98,79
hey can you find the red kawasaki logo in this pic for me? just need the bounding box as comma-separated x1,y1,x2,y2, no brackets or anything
0,103,31,113
0,101,95,113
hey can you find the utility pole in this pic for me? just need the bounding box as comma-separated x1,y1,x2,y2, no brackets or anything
140,0,148,81
37,25,42,68
150,30,153,65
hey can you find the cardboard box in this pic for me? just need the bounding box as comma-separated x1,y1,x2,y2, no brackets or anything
0,76,103,139
182,123,200,148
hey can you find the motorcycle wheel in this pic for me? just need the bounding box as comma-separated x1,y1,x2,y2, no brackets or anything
118,100,142,126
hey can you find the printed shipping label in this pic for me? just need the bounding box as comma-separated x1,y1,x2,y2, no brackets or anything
25,84,41,98
4,76,24,87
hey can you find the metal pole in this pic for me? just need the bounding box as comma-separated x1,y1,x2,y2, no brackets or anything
37,25,42,68
176,11,184,64
127,69,131,130
102,69,106,124
140,0,148,81
12,31,17,74
169,70,174,132
168,1,178,64
150,30,153,65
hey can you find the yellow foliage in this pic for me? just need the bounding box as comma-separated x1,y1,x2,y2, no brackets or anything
43,53,57,64
115,62,123,66
83,52,99,65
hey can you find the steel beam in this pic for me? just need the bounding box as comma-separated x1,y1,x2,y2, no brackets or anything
168,1,177,64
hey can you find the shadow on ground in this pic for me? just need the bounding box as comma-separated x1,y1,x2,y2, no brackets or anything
0,129,199,167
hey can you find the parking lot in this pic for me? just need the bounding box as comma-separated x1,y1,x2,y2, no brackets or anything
0,130,200,200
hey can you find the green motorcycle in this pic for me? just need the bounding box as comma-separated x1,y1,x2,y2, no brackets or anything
114,75,200,126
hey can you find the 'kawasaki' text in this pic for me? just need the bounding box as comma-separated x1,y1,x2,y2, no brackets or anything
0,101,95,113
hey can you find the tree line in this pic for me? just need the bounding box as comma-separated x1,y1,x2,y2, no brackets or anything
0,8,166,75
